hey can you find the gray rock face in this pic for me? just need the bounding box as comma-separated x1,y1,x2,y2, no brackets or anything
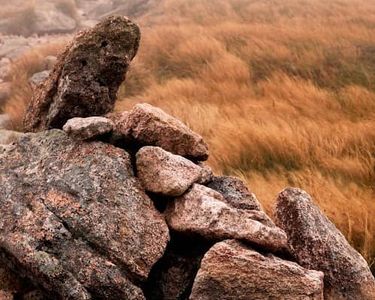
207,176,262,211
276,188,375,300
190,240,324,300
63,116,114,140
165,184,288,252
23,16,140,132
0,130,169,299
123,103,209,160
136,146,203,196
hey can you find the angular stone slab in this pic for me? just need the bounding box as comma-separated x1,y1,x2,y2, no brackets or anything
123,103,209,160
276,187,375,300
0,130,169,298
136,146,203,196
165,184,287,252
190,240,324,300
23,16,140,132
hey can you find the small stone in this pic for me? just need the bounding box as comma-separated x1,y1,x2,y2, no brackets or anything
123,103,209,160
276,187,375,300
207,176,263,211
63,116,114,140
136,146,203,196
190,240,324,300
165,184,288,252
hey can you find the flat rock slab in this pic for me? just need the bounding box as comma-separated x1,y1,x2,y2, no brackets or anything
207,176,263,211
0,130,169,299
23,16,140,132
122,103,209,160
190,240,324,300
136,146,203,196
276,188,375,300
63,116,114,140
165,184,287,252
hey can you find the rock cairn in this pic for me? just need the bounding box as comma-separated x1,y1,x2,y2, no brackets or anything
0,16,374,300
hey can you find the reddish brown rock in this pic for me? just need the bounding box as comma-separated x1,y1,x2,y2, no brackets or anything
63,116,114,140
190,240,324,300
23,16,140,132
276,187,375,300
0,130,169,299
207,176,263,211
165,184,287,252
136,146,203,196
123,103,209,160
196,163,214,185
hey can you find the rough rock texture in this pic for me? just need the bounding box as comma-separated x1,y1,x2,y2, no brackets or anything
276,187,375,300
123,103,209,160
63,116,114,140
165,184,288,252
0,130,169,299
23,16,140,132
196,163,213,185
136,146,203,196
190,240,324,300
106,111,130,140
207,176,263,211
145,233,213,300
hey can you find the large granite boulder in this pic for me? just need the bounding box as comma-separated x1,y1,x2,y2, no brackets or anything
276,187,375,300
122,103,209,160
23,16,140,132
136,146,203,196
0,130,169,299
190,240,324,300
165,184,287,252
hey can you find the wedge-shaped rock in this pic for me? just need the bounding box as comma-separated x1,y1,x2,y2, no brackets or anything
23,16,140,132
165,184,287,251
123,103,209,160
63,116,114,140
136,146,203,196
276,188,375,300
0,130,169,298
207,176,263,211
190,240,324,300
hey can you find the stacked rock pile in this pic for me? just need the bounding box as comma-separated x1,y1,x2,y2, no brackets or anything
0,16,374,300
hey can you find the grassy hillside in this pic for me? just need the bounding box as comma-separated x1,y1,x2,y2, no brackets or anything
3,0,375,268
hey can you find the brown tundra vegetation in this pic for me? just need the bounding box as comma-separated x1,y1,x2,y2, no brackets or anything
2,0,375,270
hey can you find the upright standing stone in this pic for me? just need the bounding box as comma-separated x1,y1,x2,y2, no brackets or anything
276,187,375,300
23,16,140,132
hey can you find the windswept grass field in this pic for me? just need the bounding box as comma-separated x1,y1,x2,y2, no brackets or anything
2,0,375,268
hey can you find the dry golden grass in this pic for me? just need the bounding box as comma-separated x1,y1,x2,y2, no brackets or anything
3,0,375,267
